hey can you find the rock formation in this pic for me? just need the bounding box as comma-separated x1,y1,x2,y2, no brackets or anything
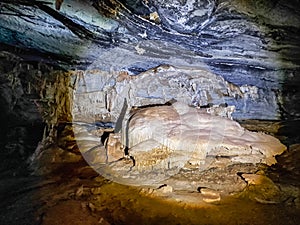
72,64,242,122
68,62,288,186
1,1,300,224
127,102,286,166
1,0,300,120
79,101,286,186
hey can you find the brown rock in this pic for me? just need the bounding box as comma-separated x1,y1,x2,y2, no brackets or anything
155,184,173,194
240,173,282,203
91,187,102,195
106,133,124,162
198,187,221,203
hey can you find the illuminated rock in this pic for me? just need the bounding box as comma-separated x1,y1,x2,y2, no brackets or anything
126,102,286,172
240,173,283,204
198,187,221,203
73,65,242,122
91,102,286,185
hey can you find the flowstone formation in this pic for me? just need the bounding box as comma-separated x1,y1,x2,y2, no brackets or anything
127,102,286,167
70,64,287,192
84,102,286,186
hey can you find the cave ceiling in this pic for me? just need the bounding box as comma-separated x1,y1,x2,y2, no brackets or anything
0,0,300,119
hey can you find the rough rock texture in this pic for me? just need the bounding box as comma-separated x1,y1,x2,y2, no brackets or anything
120,103,285,184
1,0,300,120
72,65,242,122
0,51,76,175
47,115,298,204
0,52,45,173
8,107,297,225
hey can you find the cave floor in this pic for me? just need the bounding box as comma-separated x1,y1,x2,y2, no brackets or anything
1,120,300,225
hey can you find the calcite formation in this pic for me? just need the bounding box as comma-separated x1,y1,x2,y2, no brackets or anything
72,65,244,122
97,102,286,185
127,102,286,166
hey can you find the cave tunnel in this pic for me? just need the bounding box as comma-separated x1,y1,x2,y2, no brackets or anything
0,0,300,224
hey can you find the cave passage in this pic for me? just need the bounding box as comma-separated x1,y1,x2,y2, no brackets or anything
0,0,300,225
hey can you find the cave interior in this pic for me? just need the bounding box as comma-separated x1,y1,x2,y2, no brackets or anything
0,0,300,224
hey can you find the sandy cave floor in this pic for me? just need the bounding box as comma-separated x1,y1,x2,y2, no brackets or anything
1,120,300,225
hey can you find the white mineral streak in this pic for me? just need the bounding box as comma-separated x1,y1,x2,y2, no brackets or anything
127,102,286,167
206,105,235,119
